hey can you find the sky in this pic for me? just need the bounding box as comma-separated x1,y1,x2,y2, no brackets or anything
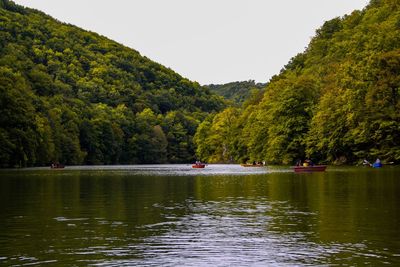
14,0,369,85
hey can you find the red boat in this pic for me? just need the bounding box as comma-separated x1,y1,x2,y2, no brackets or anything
192,163,206,168
293,165,327,172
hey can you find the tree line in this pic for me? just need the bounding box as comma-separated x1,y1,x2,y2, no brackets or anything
0,0,225,167
194,0,400,165
205,80,266,106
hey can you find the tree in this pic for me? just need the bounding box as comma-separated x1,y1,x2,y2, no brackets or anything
0,1,225,167
0,67,37,167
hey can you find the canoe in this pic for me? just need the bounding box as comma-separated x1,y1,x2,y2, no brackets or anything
293,165,327,172
241,164,264,167
192,164,206,168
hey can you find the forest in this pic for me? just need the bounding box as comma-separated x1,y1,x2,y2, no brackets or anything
0,0,225,167
205,81,266,106
194,0,400,165
2,0,399,167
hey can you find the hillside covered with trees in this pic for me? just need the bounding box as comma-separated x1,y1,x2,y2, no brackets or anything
205,80,266,105
0,0,225,167
194,0,400,165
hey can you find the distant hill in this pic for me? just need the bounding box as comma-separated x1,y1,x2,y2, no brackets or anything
205,80,266,105
0,0,225,167
194,0,400,165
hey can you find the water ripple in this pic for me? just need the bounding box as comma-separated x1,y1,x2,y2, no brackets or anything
93,199,365,266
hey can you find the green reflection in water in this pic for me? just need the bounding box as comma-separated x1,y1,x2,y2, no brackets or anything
0,166,399,266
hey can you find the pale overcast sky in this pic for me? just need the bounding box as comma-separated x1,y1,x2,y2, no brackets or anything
14,0,368,85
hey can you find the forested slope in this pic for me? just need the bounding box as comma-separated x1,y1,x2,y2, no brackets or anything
0,0,224,167
205,80,266,105
195,0,400,165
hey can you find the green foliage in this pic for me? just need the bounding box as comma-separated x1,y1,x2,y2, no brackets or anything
195,0,400,165
194,108,240,163
205,80,266,105
0,67,37,167
0,2,225,167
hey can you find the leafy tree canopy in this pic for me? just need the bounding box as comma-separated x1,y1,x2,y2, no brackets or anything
195,0,400,165
205,80,266,106
0,0,225,167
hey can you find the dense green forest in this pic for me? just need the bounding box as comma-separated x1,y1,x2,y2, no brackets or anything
205,81,266,105
0,0,225,167
2,0,399,167
194,0,400,165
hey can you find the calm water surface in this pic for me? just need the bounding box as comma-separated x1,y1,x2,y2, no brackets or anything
1,164,400,266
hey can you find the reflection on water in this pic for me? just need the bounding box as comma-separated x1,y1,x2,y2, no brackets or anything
22,164,275,176
127,199,327,267
0,165,400,266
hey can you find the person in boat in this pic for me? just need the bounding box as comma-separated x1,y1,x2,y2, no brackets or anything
51,162,64,168
372,158,382,168
303,159,314,166
295,159,302,166
252,161,256,165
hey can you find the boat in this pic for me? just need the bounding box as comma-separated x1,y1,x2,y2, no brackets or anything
51,163,65,169
241,164,264,167
293,165,327,172
192,163,206,168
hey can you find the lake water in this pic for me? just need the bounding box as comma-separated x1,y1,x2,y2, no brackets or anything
1,164,400,266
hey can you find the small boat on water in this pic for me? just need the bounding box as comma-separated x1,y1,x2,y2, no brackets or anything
293,165,327,172
192,163,206,168
372,162,382,168
51,163,65,169
364,159,383,168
